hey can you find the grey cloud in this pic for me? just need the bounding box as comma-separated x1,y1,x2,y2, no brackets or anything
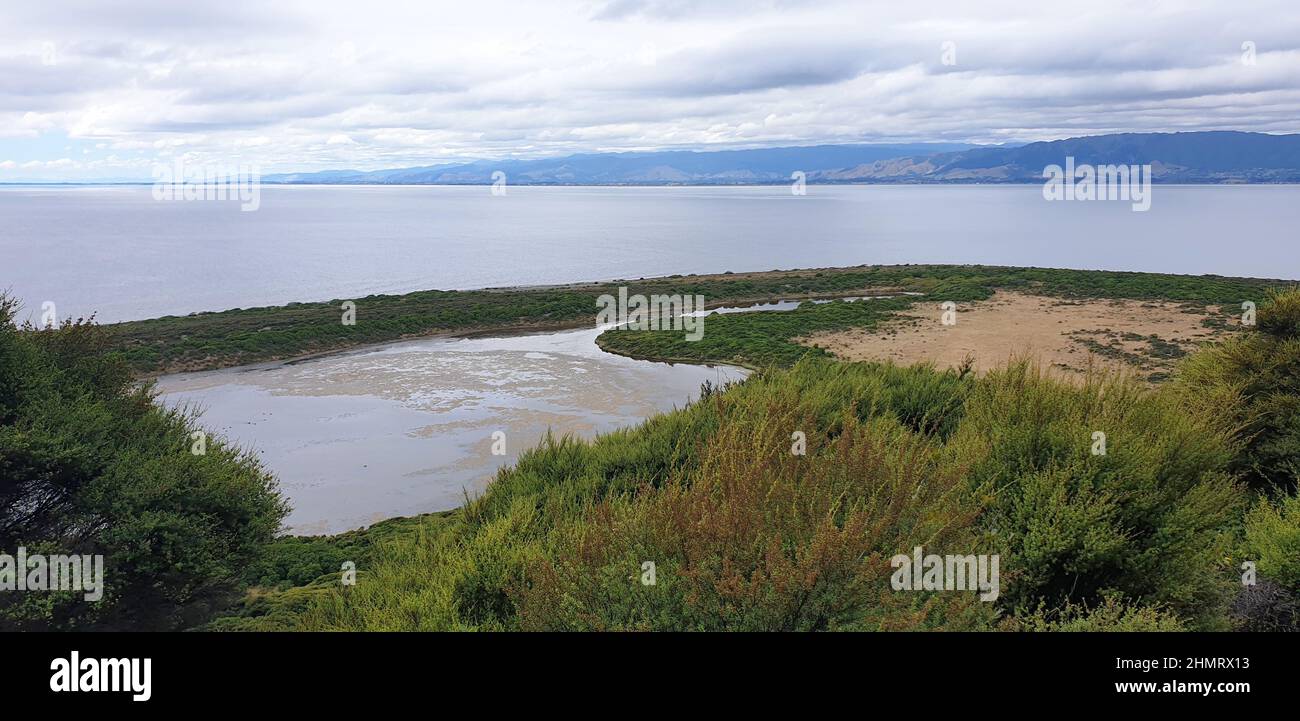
606,30,877,97
0,57,132,106
4,0,1300,178
6,0,306,38
590,0,795,21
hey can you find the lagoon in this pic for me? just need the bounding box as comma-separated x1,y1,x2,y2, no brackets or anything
155,325,745,534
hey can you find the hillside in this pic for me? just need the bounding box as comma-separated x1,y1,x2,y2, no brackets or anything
812,131,1300,183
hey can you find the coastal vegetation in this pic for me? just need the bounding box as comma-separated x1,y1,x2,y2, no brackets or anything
4,266,1299,631
212,286,1300,631
1178,287,1300,493
594,266,1270,370
109,264,1274,375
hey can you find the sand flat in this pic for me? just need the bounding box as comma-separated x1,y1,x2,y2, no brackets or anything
798,290,1237,379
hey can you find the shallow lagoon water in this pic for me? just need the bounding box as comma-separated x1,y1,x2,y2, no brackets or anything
156,325,746,534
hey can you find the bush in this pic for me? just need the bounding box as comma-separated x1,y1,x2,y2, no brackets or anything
0,296,289,630
945,360,1245,629
514,402,995,631
1242,493,1300,590
1177,287,1300,492
1258,287,1300,339
1011,595,1185,631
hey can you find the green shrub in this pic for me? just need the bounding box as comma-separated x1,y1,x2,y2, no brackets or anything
1177,287,1300,492
945,360,1245,629
0,296,289,630
1242,493,1300,590
514,400,995,631
1258,287,1300,339
1011,595,1185,631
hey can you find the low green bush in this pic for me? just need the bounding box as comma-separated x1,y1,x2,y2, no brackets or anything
1242,493,1300,590
946,360,1244,629
1178,287,1300,492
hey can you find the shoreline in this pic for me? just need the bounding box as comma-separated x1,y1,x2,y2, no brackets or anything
114,262,926,376
150,289,883,379
111,263,1295,378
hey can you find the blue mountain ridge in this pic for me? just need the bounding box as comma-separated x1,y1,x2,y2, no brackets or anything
263,132,1300,185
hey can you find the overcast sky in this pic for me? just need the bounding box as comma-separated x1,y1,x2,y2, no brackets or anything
2,0,1298,180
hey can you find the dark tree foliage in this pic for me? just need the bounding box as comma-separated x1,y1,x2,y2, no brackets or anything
0,296,289,630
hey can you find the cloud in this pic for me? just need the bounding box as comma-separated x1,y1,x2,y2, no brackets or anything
0,0,1298,180
590,0,796,22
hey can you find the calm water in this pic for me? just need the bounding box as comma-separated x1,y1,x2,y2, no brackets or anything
4,184,1299,324
156,326,746,534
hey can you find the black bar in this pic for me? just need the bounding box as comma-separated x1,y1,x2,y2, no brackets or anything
0,631,1286,710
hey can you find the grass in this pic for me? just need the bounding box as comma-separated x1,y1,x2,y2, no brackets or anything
200,513,447,630
598,295,913,368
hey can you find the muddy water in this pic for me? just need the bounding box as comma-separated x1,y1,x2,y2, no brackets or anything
155,327,746,535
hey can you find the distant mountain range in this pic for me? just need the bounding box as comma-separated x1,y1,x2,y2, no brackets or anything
263,143,973,185
264,131,1300,185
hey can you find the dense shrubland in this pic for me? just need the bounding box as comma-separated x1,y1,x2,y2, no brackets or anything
277,355,1257,631
1178,286,1300,628
948,362,1244,628
5,276,1299,632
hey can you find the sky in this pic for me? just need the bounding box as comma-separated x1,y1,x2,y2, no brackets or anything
2,0,1298,180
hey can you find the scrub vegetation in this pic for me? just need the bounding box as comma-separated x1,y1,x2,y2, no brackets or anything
213,288,1300,631
5,269,1298,632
